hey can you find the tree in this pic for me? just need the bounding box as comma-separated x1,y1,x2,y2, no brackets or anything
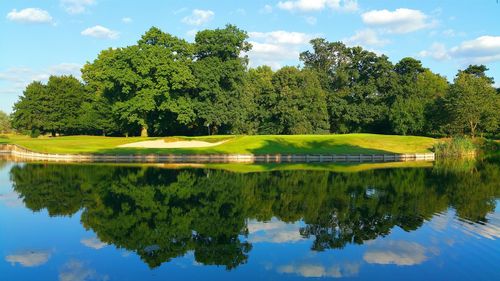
0,111,11,134
192,25,252,135
270,67,329,134
45,75,88,135
445,72,499,137
394,57,425,81
300,39,395,133
461,65,495,84
11,81,49,136
82,27,196,137
11,76,87,136
389,96,425,135
243,66,277,134
389,66,449,136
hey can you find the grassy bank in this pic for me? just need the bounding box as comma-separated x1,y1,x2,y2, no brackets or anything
433,137,476,157
0,134,436,155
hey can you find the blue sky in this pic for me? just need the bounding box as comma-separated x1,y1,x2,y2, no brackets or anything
1,0,500,113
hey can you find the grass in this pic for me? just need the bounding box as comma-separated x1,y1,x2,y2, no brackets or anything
433,137,476,157
0,133,437,155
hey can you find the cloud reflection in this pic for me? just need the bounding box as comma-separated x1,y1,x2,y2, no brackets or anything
363,240,428,266
247,219,305,243
6,250,51,267
0,191,24,207
277,262,360,278
80,237,107,250
59,260,108,281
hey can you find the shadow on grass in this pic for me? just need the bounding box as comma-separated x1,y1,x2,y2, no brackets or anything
246,139,393,155
93,139,396,156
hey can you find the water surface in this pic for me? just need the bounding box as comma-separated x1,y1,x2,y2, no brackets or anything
1,159,499,280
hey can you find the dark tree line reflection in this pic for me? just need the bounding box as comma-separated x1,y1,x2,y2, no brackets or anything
9,159,500,269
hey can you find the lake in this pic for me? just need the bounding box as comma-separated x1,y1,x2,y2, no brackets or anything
1,158,499,281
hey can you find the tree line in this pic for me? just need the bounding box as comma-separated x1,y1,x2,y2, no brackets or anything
10,25,500,137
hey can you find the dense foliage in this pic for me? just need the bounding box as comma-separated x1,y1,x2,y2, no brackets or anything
11,25,500,137
0,110,11,134
10,160,500,268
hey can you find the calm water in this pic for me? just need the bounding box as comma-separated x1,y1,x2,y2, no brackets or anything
1,158,499,281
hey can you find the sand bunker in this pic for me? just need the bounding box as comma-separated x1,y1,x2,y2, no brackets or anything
118,139,229,149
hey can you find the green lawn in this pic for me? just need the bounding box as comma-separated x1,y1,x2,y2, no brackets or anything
0,134,437,155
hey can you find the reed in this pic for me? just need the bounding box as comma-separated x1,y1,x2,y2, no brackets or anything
434,137,476,158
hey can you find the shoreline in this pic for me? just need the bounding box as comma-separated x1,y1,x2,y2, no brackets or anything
0,144,435,164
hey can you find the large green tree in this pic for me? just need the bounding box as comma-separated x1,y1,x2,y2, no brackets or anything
82,27,196,137
11,76,86,136
192,25,252,135
271,67,329,134
243,66,276,134
300,39,396,133
445,71,499,137
389,59,448,135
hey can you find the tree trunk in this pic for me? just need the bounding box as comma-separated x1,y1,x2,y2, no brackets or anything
51,131,56,137
470,120,477,138
141,126,148,137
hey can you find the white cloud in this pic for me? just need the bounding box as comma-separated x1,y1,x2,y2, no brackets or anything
6,251,51,267
60,0,96,14
419,36,500,64
181,9,214,26
247,31,313,68
0,64,82,84
81,237,107,250
363,240,428,266
278,0,358,12
121,17,132,24
249,31,312,45
260,5,273,14
186,29,198,38
361,8,434,34
450,36,500,64
345,29,389,47
81,25,119,39
278,262,360,278
0,63,82,100
304,16,317,25
6,8,53,24
233,9,246,16
419,43,450,61
442,29,465,38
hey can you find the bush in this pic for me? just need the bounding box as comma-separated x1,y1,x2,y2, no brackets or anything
30,129,41,138
433,136,476,157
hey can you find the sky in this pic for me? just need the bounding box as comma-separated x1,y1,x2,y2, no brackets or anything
1,0,500,113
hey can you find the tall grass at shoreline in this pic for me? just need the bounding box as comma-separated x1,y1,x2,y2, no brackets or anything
433,137,476,157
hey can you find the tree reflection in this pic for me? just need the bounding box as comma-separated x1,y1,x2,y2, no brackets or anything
10,159,500,269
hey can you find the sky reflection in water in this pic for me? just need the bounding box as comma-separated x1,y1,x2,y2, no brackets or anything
1,159,499,281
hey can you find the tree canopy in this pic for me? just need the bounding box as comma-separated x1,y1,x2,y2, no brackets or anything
10,25,500,138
